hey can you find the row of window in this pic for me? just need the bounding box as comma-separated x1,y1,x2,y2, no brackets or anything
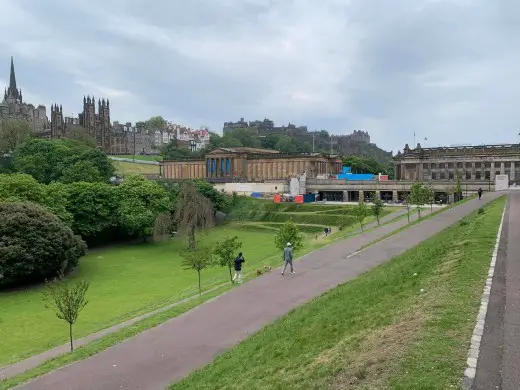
429,171,499,180
419,161,517,170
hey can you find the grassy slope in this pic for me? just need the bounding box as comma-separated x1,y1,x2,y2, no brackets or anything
171,197,506,390
112,160,159,176
0,228,278,365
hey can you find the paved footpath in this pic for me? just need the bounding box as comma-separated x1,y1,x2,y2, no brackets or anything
16,194,499,390
473,191,520,390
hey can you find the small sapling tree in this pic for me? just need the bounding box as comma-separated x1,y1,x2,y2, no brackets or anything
214,236,243,284
371,198,385,226
355,200,368,231
43,277,89,352
409,181,427,219
274,220,304,252
181,244,214,295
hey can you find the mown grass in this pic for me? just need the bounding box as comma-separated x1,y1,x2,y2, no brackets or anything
112,155,162,161
112,160,159,176
171,196,505,390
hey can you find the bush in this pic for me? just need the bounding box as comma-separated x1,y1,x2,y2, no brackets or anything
0,202,86,288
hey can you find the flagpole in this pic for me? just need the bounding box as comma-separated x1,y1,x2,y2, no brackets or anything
413,132,416,147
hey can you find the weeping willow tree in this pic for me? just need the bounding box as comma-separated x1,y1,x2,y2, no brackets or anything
154,182,214,249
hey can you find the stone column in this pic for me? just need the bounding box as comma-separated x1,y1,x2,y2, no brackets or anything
491,161,495,180
511,162,516,181
401,164,405,180
392,190,398,203
501,162,505,175
375,190,381,201
342,190,349,202
471,162,476,180
358,190,364,202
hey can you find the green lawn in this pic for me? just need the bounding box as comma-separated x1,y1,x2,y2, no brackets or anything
112,160,160,176
112,155,162,161
0,227,279,366
171,197,506,390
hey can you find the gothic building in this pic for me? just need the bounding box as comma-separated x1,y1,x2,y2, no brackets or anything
0,57,48,133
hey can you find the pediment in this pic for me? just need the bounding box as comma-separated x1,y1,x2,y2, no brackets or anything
205,148,238,155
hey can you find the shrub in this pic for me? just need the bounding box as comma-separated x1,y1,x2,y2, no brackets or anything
0,202,86,288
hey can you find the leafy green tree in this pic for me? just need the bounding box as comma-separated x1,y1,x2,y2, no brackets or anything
371,198,385,226
194,180,230,212
274,221,304,251
214,236,243,283
117,176,171,240
43,278,89,351
181,244,214,295
275,136,297,153
12,139,114,184
0,173,72,224
145,116,166,134
424,183,435,212
261,134,280,149
355,200,368,231
60,160,105,184
409,181,427,219
0,202,86,288
0,118,32,152
219,135,243,148
64,182,119,238
225,128,261,148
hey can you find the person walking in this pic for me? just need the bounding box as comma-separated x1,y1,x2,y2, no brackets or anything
282,242,295,275
478,187,483,200
233,252,245,284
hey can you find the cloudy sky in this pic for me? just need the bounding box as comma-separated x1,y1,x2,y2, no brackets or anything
1,0,519,153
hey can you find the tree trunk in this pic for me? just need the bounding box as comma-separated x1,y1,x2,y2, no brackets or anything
69,323,74,352
189,225,196,250
430,203,433,212
360,223,364,231
407,209,410,223
418,208,421,219
228,265,234,284
197,270,201,295
376,215,380,226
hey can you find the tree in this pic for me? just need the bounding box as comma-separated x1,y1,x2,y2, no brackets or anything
0,202,86,288
405,194,411,223
274,221,304,252
117,176,171,240
0,118,32,152
43,278,89,351
156,182,214,249
0,173,73,225
355,200,368,231
145,116,166,134
409,181,427,219
275,136,297,153
64,182,119,238
214,236,243,284
181,244,214,295
371,198,385,226
12,138,114,184
424,183,435,212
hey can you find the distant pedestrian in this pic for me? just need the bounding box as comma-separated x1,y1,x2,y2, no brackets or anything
233,252,245,284
282,243,295,275
324,227,328,237
478,187,483,200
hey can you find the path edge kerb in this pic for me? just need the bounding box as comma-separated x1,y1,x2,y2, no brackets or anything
461,198,507,389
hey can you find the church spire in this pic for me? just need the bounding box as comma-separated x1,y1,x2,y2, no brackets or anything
6,56,21,102
9,56,17,92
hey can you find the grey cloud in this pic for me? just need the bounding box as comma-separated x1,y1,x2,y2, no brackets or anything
1,0,520,152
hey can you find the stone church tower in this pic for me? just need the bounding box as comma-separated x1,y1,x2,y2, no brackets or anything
78,95,111,152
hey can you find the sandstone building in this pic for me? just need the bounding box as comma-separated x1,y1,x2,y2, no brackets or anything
0,57,48,133
394,143,520,182
160,147,342,182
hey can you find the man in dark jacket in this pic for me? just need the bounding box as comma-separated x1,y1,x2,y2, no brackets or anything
233,252,245,284
478,187,483,200
282,243,295,275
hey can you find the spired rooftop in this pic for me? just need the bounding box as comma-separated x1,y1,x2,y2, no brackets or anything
159,147,342,182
